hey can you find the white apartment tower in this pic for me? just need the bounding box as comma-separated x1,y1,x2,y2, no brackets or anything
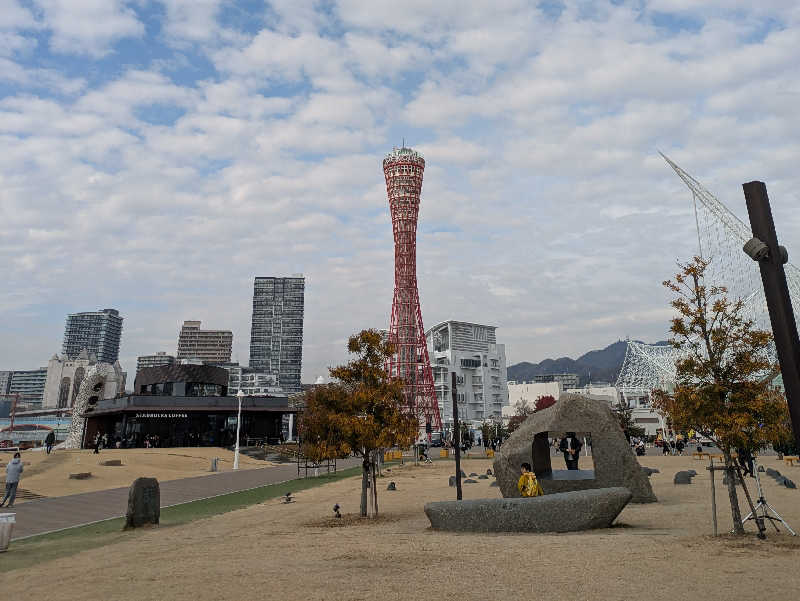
425,320,509,427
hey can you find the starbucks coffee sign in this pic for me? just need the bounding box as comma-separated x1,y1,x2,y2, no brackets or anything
134,412,188,419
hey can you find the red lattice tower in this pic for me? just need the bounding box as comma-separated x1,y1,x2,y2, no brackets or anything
383,146,442,431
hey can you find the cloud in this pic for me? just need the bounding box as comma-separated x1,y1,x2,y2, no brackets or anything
0,0,798,386
34,0,144,57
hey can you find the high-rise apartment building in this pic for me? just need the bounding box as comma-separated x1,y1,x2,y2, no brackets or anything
249,276,305,394
9,368,48,408
0,371,11,395
62,308,123,363
176,321,232,364
426,320,509,426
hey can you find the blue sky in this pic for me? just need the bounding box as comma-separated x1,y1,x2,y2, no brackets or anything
2,1,799,382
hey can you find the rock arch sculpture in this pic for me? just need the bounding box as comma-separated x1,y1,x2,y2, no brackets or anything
61,362,124,449
493,393,657,503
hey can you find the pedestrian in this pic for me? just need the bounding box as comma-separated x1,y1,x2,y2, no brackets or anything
93,433,101,454
676,439,685,456
517,462,543,497
559,432,583,470
737,446,754,477
1,452,23,508
661,439,670,456
45,430,55,454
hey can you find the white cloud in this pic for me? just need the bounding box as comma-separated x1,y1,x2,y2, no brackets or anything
34,0,144,57
1,1,799,384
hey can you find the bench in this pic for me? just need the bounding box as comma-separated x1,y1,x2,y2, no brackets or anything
692,452,711,460
783,455,799,467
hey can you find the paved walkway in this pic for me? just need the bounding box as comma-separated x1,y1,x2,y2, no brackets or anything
6,458,361,540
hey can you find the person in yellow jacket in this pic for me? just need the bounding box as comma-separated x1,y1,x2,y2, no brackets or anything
517,462,544,497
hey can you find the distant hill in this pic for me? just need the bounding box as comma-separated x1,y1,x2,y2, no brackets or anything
507,340,668,386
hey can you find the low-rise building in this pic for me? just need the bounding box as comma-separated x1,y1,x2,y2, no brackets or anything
426,320,508,427
43,351,126,409
533,373,580,389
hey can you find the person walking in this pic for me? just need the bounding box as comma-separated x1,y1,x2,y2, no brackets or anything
45,430,56,454
1,452,24,508
559,432,583,470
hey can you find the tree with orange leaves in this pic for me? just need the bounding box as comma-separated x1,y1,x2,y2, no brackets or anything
652,257,790,534
299,329,418,517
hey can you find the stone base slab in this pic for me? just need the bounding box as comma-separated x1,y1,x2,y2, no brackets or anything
424,487,632,533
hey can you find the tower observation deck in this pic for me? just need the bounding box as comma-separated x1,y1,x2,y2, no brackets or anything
383,147,442,431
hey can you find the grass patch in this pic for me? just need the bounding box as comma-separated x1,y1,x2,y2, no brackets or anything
1,466,362,573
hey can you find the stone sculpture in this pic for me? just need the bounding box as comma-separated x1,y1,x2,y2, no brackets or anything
425,487,632,533
60,362,124,450
493,393,656,503
125,477,160,529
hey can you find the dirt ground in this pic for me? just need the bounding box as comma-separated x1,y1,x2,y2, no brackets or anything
2,453,800,600
0,447,273,500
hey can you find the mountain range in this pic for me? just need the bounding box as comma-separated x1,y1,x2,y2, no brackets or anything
507,339,669,386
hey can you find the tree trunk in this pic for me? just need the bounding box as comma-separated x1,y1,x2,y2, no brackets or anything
723,450,745,535
360,456,370,517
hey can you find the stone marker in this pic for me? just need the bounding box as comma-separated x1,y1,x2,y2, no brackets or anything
673,471,694,485
125,477,160,529
387,482,397,491
425,487,632,533
687,470,697,476
100,459,123,466
69,472,92,480
780,477,797,489
469,472,478,477
478,474,489,479
766,468,780,478
449,476,456,487
493,393,656,503
463,479,478,484
640,467,660,477
460,470,467,478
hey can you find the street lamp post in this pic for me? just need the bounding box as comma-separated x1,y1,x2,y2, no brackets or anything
234,390,244,470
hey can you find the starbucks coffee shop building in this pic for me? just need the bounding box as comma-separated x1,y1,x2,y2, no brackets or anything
81,365,298,448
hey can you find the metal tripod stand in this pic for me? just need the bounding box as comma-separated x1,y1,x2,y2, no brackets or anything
741,458,796,535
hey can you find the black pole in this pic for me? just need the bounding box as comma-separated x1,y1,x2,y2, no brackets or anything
743,181,800,451
452,371,462,500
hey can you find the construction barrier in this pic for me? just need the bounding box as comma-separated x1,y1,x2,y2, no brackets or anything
440,449,449,458
486,449,495,458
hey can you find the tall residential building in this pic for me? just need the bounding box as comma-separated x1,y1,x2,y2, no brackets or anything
249,276,305,394
177,321,233,364
9,368,48,408
136,352,176,378
62,308,123,363
0,371,11,395
425,320,509,426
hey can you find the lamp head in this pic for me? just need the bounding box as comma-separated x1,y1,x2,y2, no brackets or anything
236,389,245,399
743,237,770,261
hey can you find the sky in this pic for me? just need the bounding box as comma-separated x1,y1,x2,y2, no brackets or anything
2,1,799,384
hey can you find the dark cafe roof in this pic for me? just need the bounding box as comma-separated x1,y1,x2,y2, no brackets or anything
85,395,297,417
